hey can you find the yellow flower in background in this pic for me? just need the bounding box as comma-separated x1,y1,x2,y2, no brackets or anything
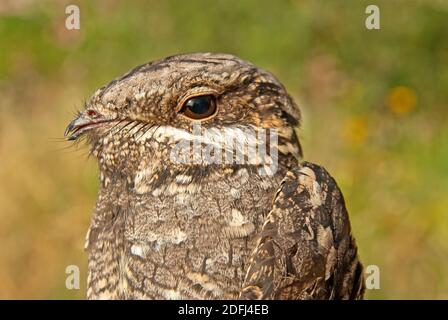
387,86,417,114
344,116,368,145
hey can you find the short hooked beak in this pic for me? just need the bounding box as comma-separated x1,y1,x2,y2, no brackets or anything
64,112,112,141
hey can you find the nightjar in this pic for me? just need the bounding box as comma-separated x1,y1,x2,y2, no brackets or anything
65,53,364,300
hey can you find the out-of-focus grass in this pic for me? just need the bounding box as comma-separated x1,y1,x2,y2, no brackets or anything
0,0,447,299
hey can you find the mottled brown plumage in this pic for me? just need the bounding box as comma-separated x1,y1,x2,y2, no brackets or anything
65,53,364,300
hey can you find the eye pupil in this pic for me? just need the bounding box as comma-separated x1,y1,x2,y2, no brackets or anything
185,96,212,114
181,95,217,120
87,110,98,117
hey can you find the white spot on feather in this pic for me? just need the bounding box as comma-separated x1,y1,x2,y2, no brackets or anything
186,272,224,297
162,289,183,300
170,229,188,244
229,209,247,227
134,91,146,101
299,166,316,180
230,188,241,199
175,174,192,184
139,228,188,251
298,169,323,208
237,168,249,184
134,167,153,194
130,244,149,258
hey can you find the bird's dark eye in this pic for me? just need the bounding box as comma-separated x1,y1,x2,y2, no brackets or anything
180,95,217,120
86,109,98,118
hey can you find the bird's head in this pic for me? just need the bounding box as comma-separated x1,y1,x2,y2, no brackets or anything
65,53,302,185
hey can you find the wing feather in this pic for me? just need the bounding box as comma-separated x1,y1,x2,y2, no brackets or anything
240,162,365,300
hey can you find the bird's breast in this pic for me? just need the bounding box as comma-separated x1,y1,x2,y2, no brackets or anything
87,167,284,299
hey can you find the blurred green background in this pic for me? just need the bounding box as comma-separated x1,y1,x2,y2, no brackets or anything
0,0,447,299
